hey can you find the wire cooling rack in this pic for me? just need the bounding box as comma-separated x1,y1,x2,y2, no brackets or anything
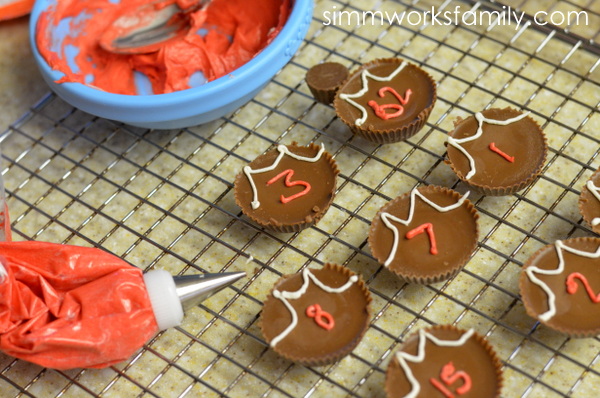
1,0,599,396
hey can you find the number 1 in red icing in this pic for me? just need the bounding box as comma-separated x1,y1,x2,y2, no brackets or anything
368,87,412,120
488,142,515,163
266,169,311,204
430,361,472,398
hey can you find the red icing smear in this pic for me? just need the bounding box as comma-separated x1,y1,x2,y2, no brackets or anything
36,0,291,95
0,241,158,369
0,202,11,242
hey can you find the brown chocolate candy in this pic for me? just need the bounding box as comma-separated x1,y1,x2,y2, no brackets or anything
234,142,339,232
519,237,600,337
333,58,437,143
306,62,349,105
260,264,371,366
446,108,547,196
368,185,479,284
386,325,503,398
578,168,600,235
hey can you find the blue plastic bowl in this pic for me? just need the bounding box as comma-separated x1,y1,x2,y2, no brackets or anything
30,0,313,129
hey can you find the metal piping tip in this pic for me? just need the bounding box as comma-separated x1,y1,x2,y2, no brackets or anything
173,271,246,311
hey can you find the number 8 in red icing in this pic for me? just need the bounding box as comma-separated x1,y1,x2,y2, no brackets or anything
368,87,412,120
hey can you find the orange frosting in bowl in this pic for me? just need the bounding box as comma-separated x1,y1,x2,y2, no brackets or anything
36,0,290,95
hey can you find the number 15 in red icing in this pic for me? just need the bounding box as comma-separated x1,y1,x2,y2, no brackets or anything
430,361,472,397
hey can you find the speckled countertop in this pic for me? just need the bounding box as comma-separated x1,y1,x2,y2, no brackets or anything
0,16,47,131
0,1,599,397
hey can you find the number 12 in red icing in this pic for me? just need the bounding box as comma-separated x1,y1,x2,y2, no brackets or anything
368,87,412,120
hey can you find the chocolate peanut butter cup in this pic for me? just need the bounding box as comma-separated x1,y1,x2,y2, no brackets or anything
519,237,600,337
234,142,339,233
260,264,372,366
306,62,349,105
446,107,547,196
385,325,503,398
333,58,437,144
578,167,600,235
368,185,479,284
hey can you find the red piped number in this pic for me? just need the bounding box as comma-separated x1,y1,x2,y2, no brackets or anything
429,362,472,398
368,87,412,120
306,304,335,331
488,142,515,163
405,222,438,255
566,272,600,303
266,169,311,204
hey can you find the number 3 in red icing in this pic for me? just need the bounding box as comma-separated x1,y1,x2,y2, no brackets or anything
368,87,412,120
266,169,311,204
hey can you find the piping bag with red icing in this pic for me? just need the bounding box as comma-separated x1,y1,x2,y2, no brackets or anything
0,241,245,369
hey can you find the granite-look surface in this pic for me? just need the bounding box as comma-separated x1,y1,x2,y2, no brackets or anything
0,1,598,397
0,16,47,132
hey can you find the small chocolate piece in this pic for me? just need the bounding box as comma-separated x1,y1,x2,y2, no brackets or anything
368,185,479,284
578,167,600,235
519,237,600,337
333,57,437,143
234,142,339,232
260,264,372,366
306,62,349,105
385,325,503,398
446,107,547,196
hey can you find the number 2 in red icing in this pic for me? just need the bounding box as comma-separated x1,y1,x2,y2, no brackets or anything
566,272,600,303
266,169,311,204
368,87,412,120
429,361,472,398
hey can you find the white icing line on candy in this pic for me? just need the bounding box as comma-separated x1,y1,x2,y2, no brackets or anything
380,188,470,267
396,328,475,398
586,180,600,226
525,240,600,322
269,268,359,347
446,111,530,180
339,61,408,126
243,144,325,210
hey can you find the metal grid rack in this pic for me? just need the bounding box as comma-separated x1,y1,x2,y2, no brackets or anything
1,0,599,396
